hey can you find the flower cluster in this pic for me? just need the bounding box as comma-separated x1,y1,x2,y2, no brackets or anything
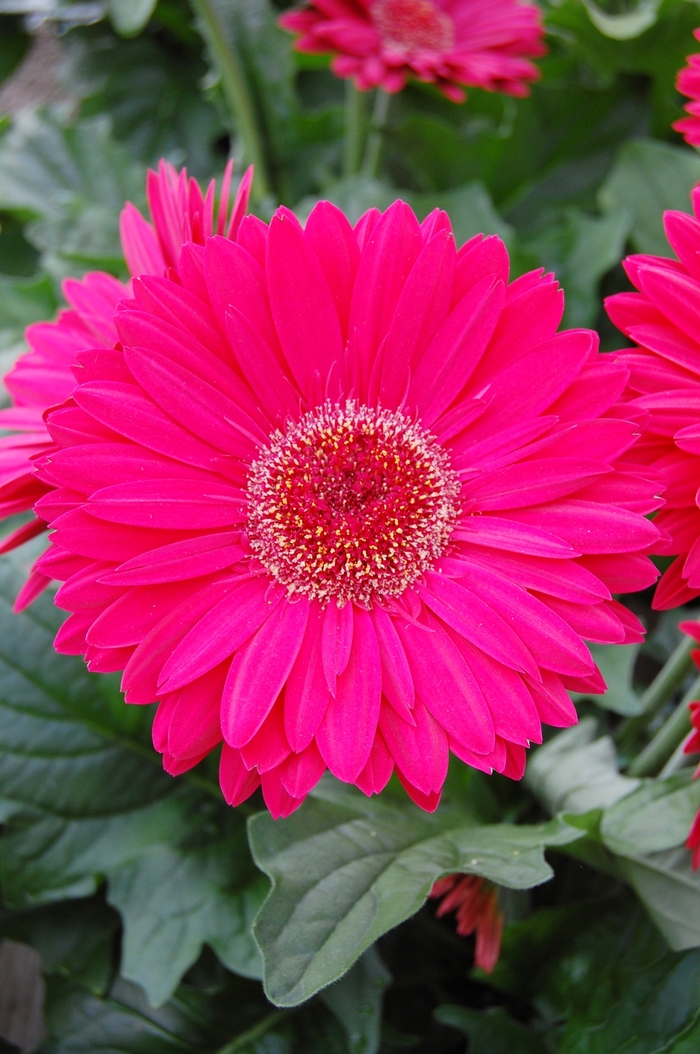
430,873,504,972
0,161,252,610
22,197,660,818
279,0,545,102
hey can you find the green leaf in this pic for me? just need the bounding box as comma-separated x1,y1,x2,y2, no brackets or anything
107,0,157,36
43,973,275,1054
574,642,644,716
433,1006,547,1054
525,719,641,815
619,849,700,952
0,272,57,387
73,32,227,177
599,138,700,256
0,560,262,1005
321,948,390,1054
412,182,515,249
248,777,581,1007
581,0,664,40
0,109,144,279
523,208,631,328
108,843,267,1007
0,896,119,994
601,773,700,857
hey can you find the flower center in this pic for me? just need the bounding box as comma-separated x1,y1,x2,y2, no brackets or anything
246,401,460,606
371,0,455,53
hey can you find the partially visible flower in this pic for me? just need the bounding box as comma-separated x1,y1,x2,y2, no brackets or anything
0,161,252,609
279,0,545,102
673,29,700,147
33,200,660,818
605,187,700,609
430,873,504,972
679,621,700,869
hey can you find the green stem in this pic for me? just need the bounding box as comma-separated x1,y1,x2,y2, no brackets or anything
361,88,391,179
214,1011,289,1054
627,673,700,778
616,631,697,746
343,81,366,178
190,0,271,201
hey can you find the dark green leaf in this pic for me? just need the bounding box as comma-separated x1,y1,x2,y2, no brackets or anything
433,1006,547,1054
0,560,262,1005
0,109,144,279
107,0,157,36
601,772,700,857
249,777,581,1007
619,848,700,952
599,138,700,255
525,719,641,815
321,948,390,1054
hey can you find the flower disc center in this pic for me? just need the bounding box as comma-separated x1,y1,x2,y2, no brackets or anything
246,401,460,606
371,0,455,53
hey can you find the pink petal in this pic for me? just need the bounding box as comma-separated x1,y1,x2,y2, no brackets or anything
321,599,354,694
372,605,415,719
240,698,292,773
266,211,344,396
397,612,495,755
316,606,382,782
220,743,261,806
379,698,448,795
284,602,333,752
305,201,360,340
278,740,326,798
101,533,244,586
355,731,394,796
223,596,311,748
158,577,284,693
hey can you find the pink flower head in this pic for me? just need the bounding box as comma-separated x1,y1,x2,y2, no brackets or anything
279,0,545,102
605,188,700,609
34,200,660,818
430,873,504,972
673,29,700,147
0,161,252,609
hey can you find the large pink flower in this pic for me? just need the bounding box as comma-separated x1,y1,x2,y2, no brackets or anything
279,0,545,102
0,161,252,609
605,188,700,609
35,201,660,818
673,29,700,147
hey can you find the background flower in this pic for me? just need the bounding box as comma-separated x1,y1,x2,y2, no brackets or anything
34,200,660,818
673,28,700,146
279,0,545,101
606,188,700,609
0,160,252,609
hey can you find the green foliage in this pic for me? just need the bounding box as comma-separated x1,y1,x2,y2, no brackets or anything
0,561,262,1006
0,109,143,280
249,777,581,1006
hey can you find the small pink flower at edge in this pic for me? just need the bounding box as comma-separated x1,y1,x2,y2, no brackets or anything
673,28,700,147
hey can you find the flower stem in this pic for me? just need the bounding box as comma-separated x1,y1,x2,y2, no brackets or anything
627,673,700,778
190,0,271,201
343,81,366,177
616,631,697,747
214,1011,289,1054
362,88,391,178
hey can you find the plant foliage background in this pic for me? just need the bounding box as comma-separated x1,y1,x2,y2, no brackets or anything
3,1,700,1051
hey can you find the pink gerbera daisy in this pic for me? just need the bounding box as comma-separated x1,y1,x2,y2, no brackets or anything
673,29,700,147
279,0,545,102
0,161,252,610
605,187,700,609
34,200,660,818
